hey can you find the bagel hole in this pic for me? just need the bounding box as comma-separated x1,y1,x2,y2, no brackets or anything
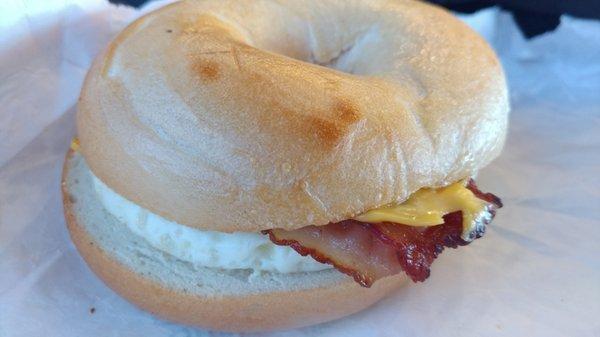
304,26,381,76
310,44,356,75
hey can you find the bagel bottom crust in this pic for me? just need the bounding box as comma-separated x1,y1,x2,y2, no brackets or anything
62,149,407,332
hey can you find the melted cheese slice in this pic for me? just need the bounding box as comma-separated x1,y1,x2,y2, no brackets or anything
354,181,490,240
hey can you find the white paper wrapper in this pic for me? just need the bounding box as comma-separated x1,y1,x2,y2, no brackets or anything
1,2,599,336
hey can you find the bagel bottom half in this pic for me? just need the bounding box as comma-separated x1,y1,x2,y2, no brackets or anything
62,149,407,332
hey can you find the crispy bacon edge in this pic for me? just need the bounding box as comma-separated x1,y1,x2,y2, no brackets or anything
264,180,502,287
467,179,503,208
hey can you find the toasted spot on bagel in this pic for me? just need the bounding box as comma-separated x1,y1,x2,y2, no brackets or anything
192,59,220,82
333,99,361,124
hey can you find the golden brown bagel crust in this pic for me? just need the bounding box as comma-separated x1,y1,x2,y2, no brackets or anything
62,149,407,332
78,0,509,232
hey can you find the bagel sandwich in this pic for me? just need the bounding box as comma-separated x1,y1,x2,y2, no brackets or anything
62,0,509,332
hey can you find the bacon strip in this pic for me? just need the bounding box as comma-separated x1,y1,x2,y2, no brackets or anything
265,181,501,287
467,179,503,208
265,221,403,287
368,212,466,282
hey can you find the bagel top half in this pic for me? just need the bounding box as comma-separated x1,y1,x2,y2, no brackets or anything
77,0,509,233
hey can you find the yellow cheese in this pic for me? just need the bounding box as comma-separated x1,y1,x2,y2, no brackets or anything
354,181,490,240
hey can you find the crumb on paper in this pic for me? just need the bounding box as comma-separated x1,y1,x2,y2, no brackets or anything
70,138,80,151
